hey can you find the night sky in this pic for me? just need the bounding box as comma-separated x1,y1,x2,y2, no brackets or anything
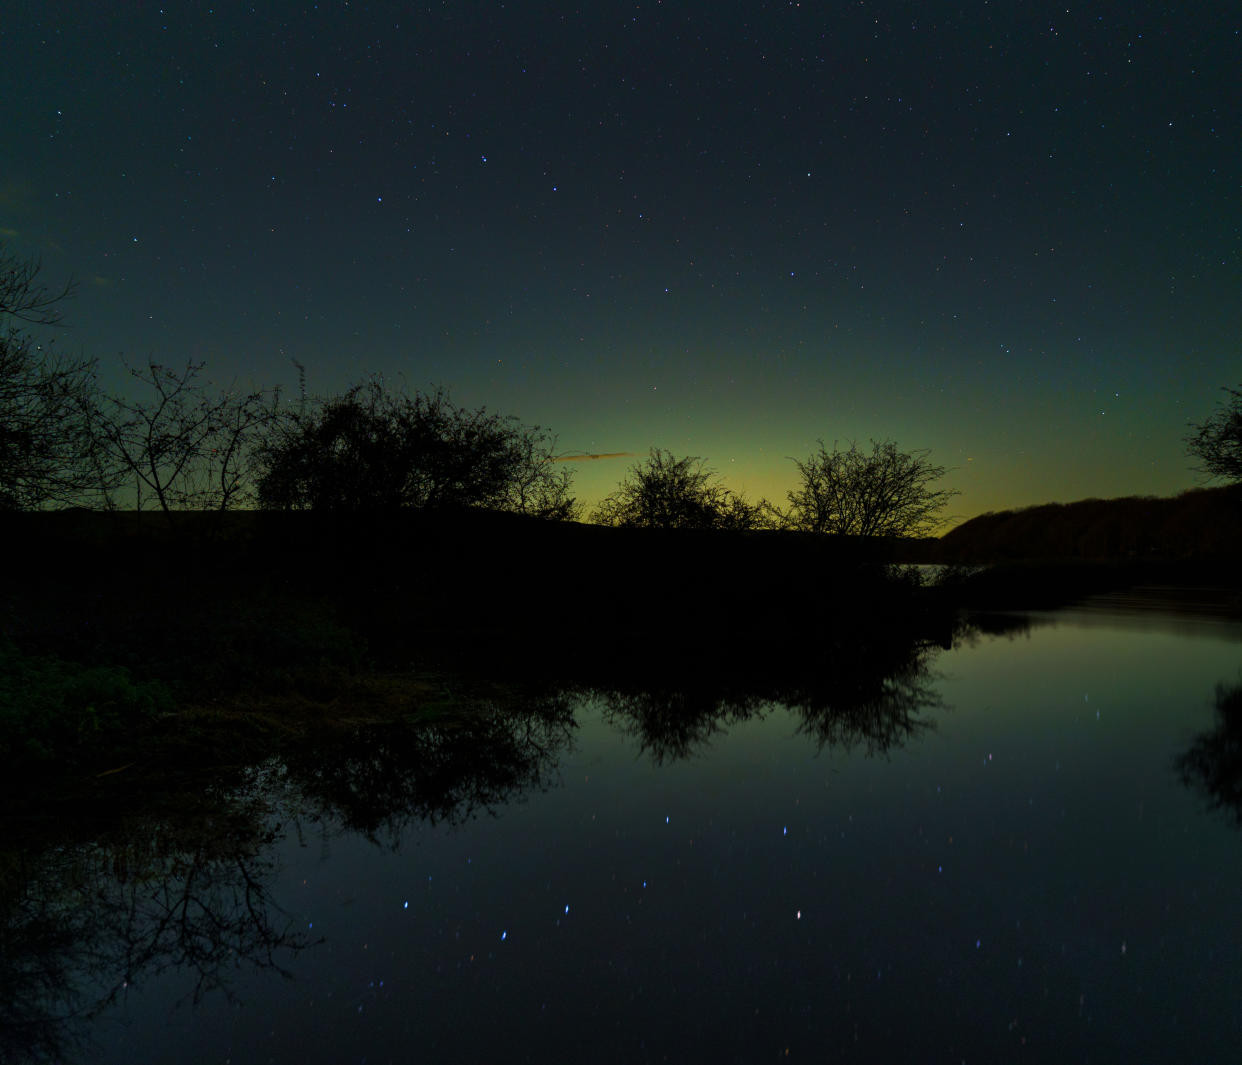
4,2,1238,522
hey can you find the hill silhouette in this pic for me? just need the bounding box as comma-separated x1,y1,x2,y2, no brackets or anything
936,485,1242,563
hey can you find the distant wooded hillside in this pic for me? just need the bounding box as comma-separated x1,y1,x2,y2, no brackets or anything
937,486,1242,562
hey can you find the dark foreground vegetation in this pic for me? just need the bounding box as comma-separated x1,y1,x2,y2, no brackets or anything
0,508,952,790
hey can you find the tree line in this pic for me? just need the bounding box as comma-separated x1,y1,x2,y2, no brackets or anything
4,247,1237,532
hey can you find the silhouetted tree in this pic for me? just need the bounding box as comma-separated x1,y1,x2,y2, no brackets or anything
1187,385,1242,483
95,359,280,512
255,380,578,517
591,448,771,529
784,439,956,536
0,247,116,509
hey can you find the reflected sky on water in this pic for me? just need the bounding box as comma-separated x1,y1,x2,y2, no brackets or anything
11,605,1242,1064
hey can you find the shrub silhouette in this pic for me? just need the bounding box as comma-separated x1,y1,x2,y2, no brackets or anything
784,439,956,536
256,380,577,518
591,448,770,530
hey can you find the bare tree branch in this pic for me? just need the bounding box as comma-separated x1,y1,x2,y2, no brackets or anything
0,244,75,327
0,248,116,509
96,360,281,513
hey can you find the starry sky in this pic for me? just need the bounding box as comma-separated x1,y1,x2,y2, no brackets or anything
3,1,1238,523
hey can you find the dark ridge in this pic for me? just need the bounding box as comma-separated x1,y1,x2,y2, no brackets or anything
935,485,1242,564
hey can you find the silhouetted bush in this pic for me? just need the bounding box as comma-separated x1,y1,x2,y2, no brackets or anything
784,438,956,536
592,448,772,529
255,380,578,518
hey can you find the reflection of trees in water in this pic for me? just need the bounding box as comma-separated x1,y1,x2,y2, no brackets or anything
596,688,765,764
2,637,951,1059
0,688,578,1062
787,642,943,755
0,799,315,1065
956,611,1040,641
1178,679,1242,826
283,690,578,846
593,633,946,764
0,848,94,1064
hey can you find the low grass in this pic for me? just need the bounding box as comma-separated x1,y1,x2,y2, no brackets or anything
0,640,172,770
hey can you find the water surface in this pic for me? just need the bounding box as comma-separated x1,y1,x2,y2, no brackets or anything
7,605,1242,1063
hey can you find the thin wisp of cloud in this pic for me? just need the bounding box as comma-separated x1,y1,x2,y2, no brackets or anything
554,452,636,463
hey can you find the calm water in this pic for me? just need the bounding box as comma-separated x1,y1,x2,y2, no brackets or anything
8,604,1242,1063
